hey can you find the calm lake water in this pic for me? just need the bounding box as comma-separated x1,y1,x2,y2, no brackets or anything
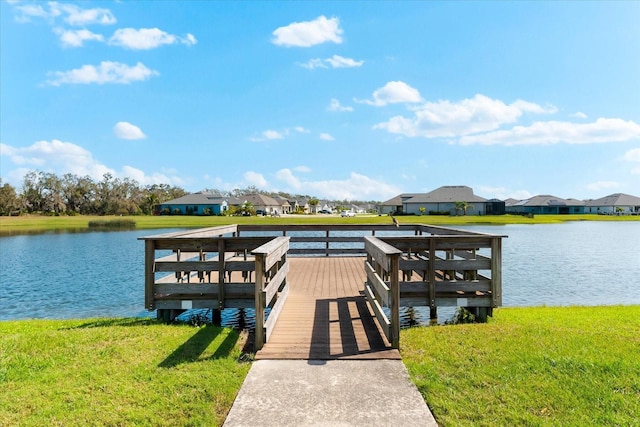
1,222,639,323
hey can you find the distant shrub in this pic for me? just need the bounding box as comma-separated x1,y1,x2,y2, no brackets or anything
88,219,136,229
445,307,476,325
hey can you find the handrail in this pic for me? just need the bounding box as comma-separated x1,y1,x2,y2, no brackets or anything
253,236,290,350
364,236,401,349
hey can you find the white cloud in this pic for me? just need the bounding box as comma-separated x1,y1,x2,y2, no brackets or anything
477,186,533,201
272,15,342,47
624,148,640,175
294,165,311,173
326,55,363,68
46,61,159,86
52,3,117,26
275,168,302,189
319,133,335,141
121,165,184,186
572,112,588,119
300,55,363,69
109,28,197,50
113,122,146,140
250,127,310,141
244,171,268,188
624,148,640,162
357,81,422,107
458,118,640,146
54,28,104,47
0,140,184,188
14,2,116,25
264,130,284,140
586,181,621,192
272,170,400,200
374,94,556,138
327,98,353,112
299,59,326,70
0,139,113,180
13,4,49,23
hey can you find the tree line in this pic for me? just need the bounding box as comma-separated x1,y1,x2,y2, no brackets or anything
0,171,187,216
0,170,381,216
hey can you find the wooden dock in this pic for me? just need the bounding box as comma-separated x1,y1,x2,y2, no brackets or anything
255,257,400,360
140,224,505,352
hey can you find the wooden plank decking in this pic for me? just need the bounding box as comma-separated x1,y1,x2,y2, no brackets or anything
255,257,401,360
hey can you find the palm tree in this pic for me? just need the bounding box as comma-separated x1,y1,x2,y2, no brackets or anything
309,198,319,214
454,201,474,216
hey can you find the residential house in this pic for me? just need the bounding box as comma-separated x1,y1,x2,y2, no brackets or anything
319,200,335,213
506,195,585,215
378,193,421,215
584,193,640,215
233,194,282,215
155,192,229,215
271,195,292,214
293,198,311,214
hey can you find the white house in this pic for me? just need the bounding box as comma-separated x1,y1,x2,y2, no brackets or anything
584,193,640,215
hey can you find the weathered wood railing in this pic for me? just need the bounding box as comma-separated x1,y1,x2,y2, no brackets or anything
140,227,271,313
237,223,491,256
254,236,290,350
364,232,503,347
139,226,291,350
364,237,401,348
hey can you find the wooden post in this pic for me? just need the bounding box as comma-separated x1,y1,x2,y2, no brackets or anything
491,237,503,307
389,252,400,349
325,230,330,257
254,253,266,351
428,238,437,321
144,239,156,310
218,239,226,308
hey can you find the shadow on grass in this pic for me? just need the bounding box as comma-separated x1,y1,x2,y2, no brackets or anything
64,317,158,329
159,325,239,368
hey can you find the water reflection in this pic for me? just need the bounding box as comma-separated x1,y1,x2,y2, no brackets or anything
173,306,452,329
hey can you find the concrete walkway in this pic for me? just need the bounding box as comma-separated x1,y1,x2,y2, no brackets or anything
223,359,438,427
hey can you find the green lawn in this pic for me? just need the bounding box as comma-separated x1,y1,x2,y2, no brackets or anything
1,213,638,235
0,318,251,426
402,306,640,427
2,307,639,426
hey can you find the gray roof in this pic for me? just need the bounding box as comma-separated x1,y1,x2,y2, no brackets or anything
584,193,640,207
271,195,292,206
405,186,486,204
235,194,281,207
513,195,584,207
381,193,421,206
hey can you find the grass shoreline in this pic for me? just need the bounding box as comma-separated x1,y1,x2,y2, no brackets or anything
2,306,638,426
1,213,638,235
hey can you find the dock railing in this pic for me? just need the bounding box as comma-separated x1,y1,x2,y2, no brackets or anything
253,236,290,350
372,232,502,328
364,236,402,348
140,225,268,313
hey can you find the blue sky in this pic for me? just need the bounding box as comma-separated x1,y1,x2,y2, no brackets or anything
1,1,639,202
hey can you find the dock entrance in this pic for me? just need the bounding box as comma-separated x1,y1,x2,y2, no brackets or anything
256,257,400,360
